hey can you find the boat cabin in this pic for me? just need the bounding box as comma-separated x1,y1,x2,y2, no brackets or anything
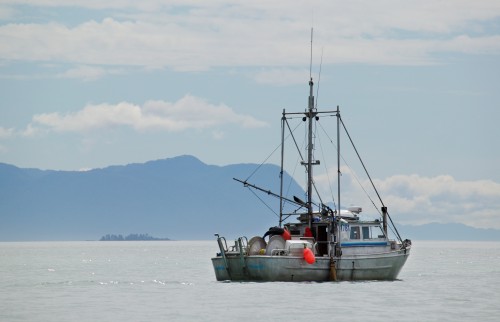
340,220,388,246
283,207,390,257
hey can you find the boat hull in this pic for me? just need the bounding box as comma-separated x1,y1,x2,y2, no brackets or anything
211,248,410,282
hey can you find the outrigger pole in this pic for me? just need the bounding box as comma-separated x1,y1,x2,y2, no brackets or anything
233,178,306,209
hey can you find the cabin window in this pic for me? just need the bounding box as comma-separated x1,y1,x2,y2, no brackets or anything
373,225,386,238
350,226,360,239
362,226,370,239
362,225,385,239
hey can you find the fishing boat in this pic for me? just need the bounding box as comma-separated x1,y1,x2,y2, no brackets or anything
211,74,411,282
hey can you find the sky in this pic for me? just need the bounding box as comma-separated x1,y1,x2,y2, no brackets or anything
1,0,500,230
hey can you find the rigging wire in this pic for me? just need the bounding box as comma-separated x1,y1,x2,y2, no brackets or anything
316,128,337,209
339,116,403,243
247,187,279,218
244,144,280,182
245,120,301,182
339,116,384,207
315,47,324,109
286,153,302,202
298,114,324,210
311,116,325,208
284,119,306,202
316,119,380,215
243,118,304,215
284,115,326,211
285,118,305,162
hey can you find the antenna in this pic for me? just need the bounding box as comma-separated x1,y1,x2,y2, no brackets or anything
315,47,324,109
309,27,313,80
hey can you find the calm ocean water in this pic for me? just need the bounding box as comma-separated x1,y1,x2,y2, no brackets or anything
1,240,499,321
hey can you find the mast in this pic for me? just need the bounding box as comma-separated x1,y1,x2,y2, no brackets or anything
336,106,341,221
306,27,315,229
302,77,319,228
279,109,286,227
306,78,317,228
336,106,341,253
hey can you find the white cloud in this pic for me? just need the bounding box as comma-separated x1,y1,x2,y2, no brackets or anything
0,126,14,138
57,65,122,81
0,6,16,20
374,175,500,227
28,94,268,133
0,125,39,138
315,169,500,229
440,35,500,55
0,1,499,71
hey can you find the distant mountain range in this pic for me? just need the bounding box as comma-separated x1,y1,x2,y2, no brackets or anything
1,155,499,241
0,155,303,241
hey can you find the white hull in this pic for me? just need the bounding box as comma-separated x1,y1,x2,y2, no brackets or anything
212,248,410,282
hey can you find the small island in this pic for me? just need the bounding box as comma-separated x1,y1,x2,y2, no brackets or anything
99,233,170,241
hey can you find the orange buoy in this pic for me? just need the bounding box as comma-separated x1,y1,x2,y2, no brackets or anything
304,227,313,238
303,247,315,264
282,228,291,240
